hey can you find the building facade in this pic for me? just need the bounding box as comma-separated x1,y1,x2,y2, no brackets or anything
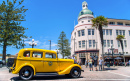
71,1,130,64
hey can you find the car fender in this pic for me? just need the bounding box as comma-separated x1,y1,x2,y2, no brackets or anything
12,63,36,75
58,64,81,75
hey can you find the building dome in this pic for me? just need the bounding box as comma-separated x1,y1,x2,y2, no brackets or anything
78,9,93,17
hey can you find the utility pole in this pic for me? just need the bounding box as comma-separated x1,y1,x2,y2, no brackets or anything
48,40,51,50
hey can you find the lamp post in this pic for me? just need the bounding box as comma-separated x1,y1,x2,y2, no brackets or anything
56,49,59,58
110,45,115,66
29,39,37,48
48,40,51,50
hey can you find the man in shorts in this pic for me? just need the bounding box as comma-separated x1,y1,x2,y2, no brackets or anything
93,56,98,71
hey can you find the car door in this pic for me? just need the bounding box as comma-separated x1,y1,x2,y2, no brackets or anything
30,51,44,72
43,52,59,72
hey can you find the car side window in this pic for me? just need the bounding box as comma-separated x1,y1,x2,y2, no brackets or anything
23,51,30,57
32,52,43,58
45,53,56,59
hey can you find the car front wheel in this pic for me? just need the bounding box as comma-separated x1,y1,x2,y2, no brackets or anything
19,67,33,80
69,67,81,78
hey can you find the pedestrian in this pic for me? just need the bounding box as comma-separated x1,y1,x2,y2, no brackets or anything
129,59,130,66
89,57,93,71
85,59,87,68
99,57,103,71
93,56,98,71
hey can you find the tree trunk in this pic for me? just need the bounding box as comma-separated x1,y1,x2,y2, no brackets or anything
2,40,7,65
98,25,104,70
120,40,125,66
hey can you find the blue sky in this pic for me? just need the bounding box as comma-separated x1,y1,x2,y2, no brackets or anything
0,0,130,58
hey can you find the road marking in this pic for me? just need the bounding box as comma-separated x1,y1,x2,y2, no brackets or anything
107,71,130,78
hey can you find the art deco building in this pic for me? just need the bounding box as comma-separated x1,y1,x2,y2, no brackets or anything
71,1,130,64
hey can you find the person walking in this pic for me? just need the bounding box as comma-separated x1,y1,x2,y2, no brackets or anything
94,56,98,71
99,57,103,71
85,59,88,68
89,57,93,71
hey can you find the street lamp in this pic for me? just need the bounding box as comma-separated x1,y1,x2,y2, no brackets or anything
48,40,51,50
56,49,59,58
29,39,37,48
110,44,115,66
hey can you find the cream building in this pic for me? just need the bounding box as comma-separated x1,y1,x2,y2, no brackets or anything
71,1,130,64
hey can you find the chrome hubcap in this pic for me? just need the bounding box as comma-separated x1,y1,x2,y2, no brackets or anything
74,70,78,75
24,71,29,76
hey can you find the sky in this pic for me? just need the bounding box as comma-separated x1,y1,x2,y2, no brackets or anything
0,0,130,58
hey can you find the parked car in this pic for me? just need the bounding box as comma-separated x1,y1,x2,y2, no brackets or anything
8,48,84,80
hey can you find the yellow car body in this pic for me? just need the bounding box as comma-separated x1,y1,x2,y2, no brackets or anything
9,48,83,80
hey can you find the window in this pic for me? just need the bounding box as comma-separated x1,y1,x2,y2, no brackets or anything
78,31,80,37
89,40,92,47
74,32,76,37
124,40,127,47
82,21,84,23
93,40,95,47
107,40,110,47
81,11,83,15
81,30,85,36
117,41,120,47
110,30,112,35
88,20,90,22
45,53,56,58
32,52,43,58
88,29,91,35
120,30,122,35
117,22,123,25
103,40,106,47
79,41,81,48
126,52,128,54
125,24,130,26
129,31,130,36
116,30,118,35
109,22,115,25
83,5,85,7
123,30,125,36
111,40,113,45
106,29,108,35
82,40,85,48
23,51,30,57
79,53,85,58
92,29,94,35
103,29,105,35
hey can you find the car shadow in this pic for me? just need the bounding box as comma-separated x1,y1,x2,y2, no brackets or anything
10,75,84,81
104,68,118,71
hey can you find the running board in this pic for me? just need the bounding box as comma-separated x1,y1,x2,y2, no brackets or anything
36,73,58,75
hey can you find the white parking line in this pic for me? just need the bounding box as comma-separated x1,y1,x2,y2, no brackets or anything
107,71,130,78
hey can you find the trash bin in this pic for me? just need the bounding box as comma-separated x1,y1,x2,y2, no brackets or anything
107,62,110,67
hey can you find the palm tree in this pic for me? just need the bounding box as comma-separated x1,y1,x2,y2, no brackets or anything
116,35,125,66
92,16,108,70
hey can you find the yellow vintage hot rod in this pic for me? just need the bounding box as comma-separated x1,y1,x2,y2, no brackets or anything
8,48,83,80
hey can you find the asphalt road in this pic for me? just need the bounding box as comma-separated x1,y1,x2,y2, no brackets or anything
0,66,130,81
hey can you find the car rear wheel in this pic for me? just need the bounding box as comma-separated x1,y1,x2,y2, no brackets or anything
19,67,33,80
69,67,81,78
